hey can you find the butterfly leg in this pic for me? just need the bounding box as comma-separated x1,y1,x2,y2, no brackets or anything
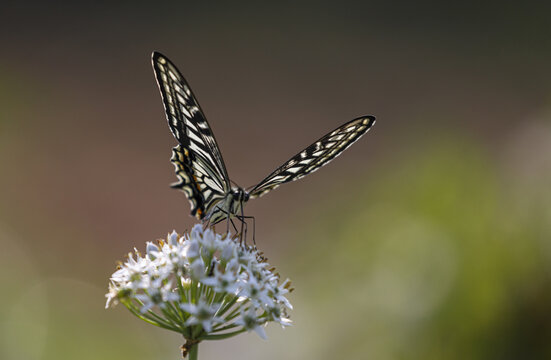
215,208,245,242
240,203,245,242
226,212,230,234
233,214,255,247
239,215,256,247
229,219,239,235
203,218,214,231
241,220,248,244
233,216,247,244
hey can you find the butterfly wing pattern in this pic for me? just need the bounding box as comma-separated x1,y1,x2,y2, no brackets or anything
152,51,376,225
248,116,375,198
152,52,231,220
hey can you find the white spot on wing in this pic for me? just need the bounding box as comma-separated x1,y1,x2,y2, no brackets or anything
187,129,204,144
180,105,192,118
184,118,199,132
287,167,302,174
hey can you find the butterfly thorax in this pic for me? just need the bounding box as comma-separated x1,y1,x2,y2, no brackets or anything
207,187,250,225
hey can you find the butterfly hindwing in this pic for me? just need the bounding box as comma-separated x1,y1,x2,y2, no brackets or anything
152,52,230,219
249,116,375,198
171,145,228,218
153,52,376,223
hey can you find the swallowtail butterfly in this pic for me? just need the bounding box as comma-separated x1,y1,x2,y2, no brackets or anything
152,51,375,226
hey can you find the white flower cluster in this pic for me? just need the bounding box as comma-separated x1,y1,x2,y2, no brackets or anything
106,225,292,341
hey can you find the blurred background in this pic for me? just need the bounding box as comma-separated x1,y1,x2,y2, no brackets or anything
2,1,551,359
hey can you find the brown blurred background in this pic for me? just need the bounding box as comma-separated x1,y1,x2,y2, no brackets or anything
2,1,551,359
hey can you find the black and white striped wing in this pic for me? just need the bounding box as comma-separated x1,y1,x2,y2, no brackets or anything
248,116,375,198
152,52,231,219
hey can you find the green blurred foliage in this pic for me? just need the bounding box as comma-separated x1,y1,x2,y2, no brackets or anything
289,134,551,359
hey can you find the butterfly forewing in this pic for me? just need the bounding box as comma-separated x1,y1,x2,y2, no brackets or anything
152,52,376,224
152,52,231,219
248,116,375,198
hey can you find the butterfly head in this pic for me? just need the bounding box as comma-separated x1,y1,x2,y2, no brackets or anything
232,188,250,203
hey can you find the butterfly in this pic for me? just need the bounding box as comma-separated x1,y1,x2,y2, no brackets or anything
152,51,376,228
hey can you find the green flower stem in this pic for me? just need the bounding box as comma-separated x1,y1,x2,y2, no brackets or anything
124,304,180,332
132,297,182,331
188,343,198,360
212,291,226,304
158,307,186,332
211,323,239,333
167,301,187,325
201,329,246,340
191,279,198,302
176,276,188,303
145,309,181,330
223,307,244,322
215,295,240,317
